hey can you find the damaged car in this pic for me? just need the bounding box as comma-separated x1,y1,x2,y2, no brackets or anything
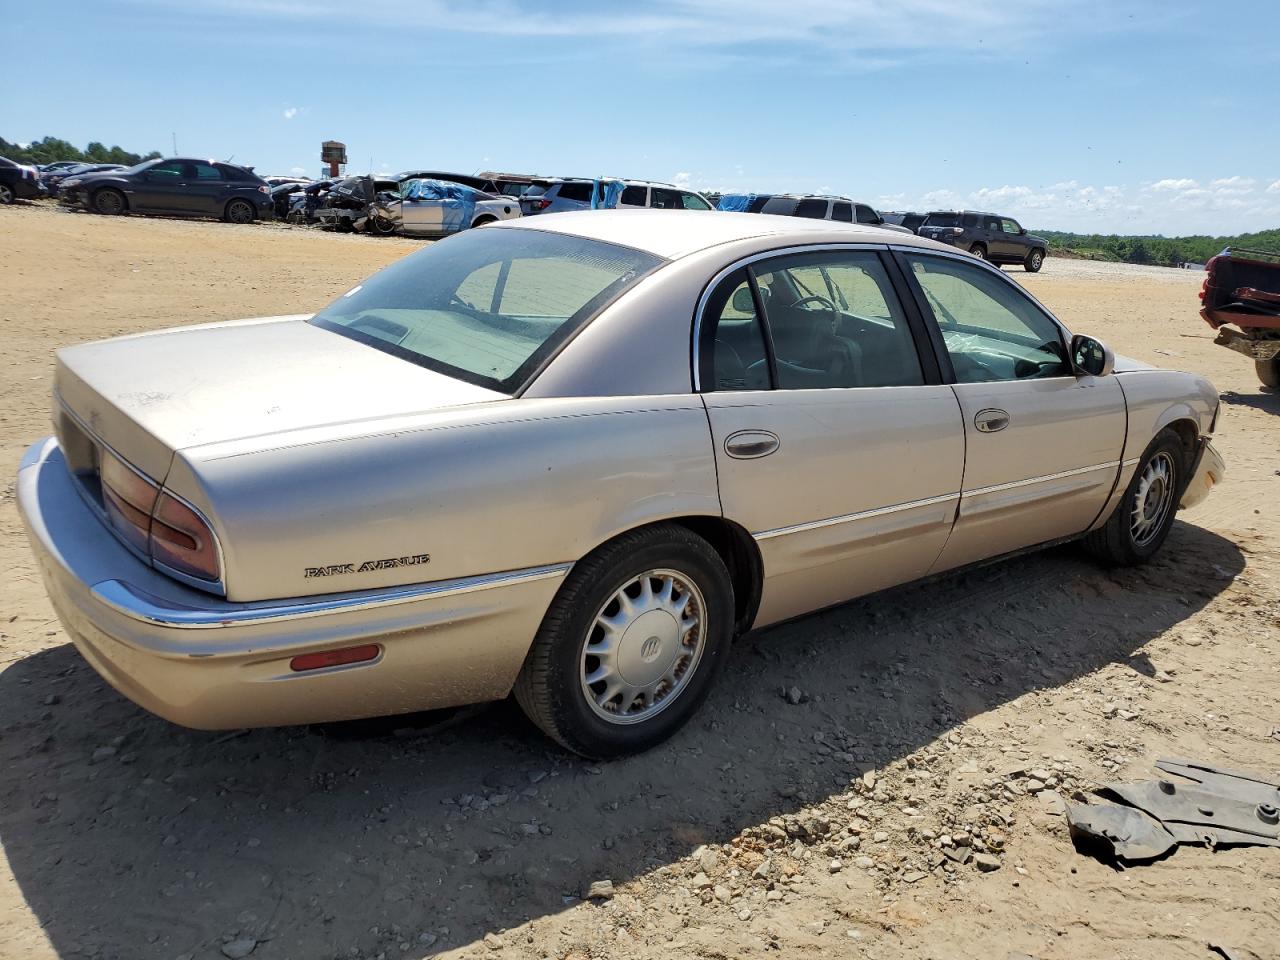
19,211,1224,757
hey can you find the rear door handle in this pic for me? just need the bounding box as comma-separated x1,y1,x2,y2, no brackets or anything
974,408,1010,433
724,430,780,459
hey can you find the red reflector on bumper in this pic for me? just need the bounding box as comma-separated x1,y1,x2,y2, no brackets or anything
290,644,380,672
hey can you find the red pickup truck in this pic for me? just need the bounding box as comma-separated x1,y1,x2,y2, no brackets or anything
1200,248,1280,388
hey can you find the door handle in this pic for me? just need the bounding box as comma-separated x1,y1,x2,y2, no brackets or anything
974,408,1010,433
724,430,780,459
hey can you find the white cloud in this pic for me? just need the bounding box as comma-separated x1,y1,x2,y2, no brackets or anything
1150,178,1198,192
672,171,693,189
1269,180,1280,194
282,106,299,120
289,165,306,175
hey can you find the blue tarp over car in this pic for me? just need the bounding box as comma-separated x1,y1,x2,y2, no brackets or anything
717,194,757,212
402,178,484,232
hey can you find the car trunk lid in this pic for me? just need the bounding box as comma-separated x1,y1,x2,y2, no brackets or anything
54,315,504,482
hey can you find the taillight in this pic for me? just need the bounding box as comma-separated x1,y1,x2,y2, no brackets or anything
290,645,380,672
100,452,157,553
538,198,552,210
98,449,222,584
951,227,964,235
150,492,221,582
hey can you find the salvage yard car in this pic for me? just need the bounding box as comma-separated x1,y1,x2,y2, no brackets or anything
60,157,273,223
18,211,1224,758
919,210,1049,272
0,156,46,204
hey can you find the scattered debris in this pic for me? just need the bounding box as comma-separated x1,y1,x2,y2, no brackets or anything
1066,758,1280,864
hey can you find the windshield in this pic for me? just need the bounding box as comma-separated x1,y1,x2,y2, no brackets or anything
923,212,960,227
310,228,663,393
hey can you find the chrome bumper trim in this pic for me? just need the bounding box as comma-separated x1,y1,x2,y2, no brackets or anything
91,563,573,630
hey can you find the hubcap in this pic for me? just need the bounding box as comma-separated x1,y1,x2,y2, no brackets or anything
972,247,984,259
1131,452,1176,546
1032,252,1042,267
580,568,706,725
0,185,12,203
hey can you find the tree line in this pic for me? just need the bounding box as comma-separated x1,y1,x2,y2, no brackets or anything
1036,227,1280,267
1,135,161,168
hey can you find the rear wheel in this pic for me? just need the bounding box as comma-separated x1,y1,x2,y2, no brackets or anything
471,216,497,228
969,243,987,260
224,199,256,224
92,188,126,215
1025,248,1045,272
1083,429,1184,566
1256,357,1280,389
0,183,14,205
514,524,734,758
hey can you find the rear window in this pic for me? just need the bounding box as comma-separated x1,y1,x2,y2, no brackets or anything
556,181,593,203
924,213,960,227
310,229,663,394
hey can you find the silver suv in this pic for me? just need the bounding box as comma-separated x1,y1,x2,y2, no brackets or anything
520,178,713,215
718,193,911,234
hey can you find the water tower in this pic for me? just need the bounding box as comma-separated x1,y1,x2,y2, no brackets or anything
321,141,347,178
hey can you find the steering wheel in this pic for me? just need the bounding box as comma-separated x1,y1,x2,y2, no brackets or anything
789,294,840,332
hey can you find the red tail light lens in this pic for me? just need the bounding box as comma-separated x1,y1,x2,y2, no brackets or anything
100,452,158,553
538,198,552,210
150,492,221,582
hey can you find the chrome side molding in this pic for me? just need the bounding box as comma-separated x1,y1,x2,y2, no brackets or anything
91,563,574,630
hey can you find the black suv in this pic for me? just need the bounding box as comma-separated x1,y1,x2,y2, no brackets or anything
918,211,1047,272
59,157,273,223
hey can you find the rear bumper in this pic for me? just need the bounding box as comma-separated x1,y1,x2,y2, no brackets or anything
18,437,567,729
1180,438,1225,510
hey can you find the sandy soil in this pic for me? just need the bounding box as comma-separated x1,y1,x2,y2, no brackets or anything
1,203,1277,960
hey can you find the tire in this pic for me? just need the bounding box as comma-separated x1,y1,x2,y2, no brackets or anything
1024,248,1045,272
0,183,14,205
472,216,497,228
513,523,735,758
92,188,127,216
366,215,397,236
969,243,987,260
1083,429,1185,566
224,199,256,224
1256,357,1280,389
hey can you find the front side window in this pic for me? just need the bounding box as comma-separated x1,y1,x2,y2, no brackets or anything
311,229,662,393
1001,218,1022,235
146,161,185,180
754,251,923,389
680,192,711,210
905,254,1068,383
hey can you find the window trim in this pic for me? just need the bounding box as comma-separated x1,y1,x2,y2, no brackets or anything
691,243,945,393
887,247,1073,385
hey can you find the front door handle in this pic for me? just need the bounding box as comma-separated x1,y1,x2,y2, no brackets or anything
725,430,780,459
974,408,1010,433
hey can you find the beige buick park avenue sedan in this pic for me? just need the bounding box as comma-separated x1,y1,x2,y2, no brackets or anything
19,211,1225,757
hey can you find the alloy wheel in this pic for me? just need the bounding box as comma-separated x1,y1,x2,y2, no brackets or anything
580,568,706,725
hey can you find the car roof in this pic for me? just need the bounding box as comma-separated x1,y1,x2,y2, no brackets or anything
496,209,939,260
550,177,696,190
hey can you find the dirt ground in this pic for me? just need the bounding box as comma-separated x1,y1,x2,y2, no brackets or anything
1,203,1277,960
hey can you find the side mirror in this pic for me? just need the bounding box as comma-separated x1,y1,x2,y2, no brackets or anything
731,286,756,314
1071,334,1114,377
1019,228,1027,235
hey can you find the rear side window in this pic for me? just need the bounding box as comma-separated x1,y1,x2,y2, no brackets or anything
556,182,592,203
699,269,771,391
794,199,828,219
831,202,852,222
192,163,224,180
620,185,647,206
649,187,682,209
963,214,980,228
854,204,879,224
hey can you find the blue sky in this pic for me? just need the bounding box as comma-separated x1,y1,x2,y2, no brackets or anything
4,0,1278,235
